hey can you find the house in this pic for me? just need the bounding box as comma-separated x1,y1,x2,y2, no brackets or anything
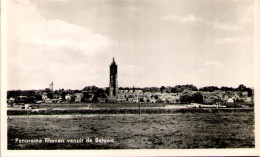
144,92,153,100
154,92,163,97
225,98,235,107
81,90,96,102
132,97,139,103
127,90,134,98
133,90,144,98
160,96,167,103
241,91,249,97
117,98,127,102
65,94,73,101
74,93,83,102
164,95,180,103
142,97,148,102
243,97,252,103
223,94,229,101
118,89,144,103
227,98,234,103
117,90,126,102
182,89,193,96
98,97,107,102
42,94,48,101
118,90,124,94
127,95,134,102
44,98,52,103
149,97,156,103
8,97,15,105
118,90,127,98
53,93,60,99
51,98,62,103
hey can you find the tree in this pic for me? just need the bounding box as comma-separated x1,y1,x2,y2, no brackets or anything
171,84,198,93
45,88,51,92
61,91,66,100
154,95,159,99
165,86,171,93
238,84,246,91
199,86,219,92
220,86,235,91
93,88,106,102
160,86,166,93
7,90,22,99
82,92,94,102
66,95,76,102
180,94,192,104
245,87,253,97
83,86,97,92
105,87,110,95
35,94,43,101
191,92,203,103
47,92,54,99
26,96,36,104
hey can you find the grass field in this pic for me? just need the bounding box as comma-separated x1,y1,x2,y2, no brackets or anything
9,102,168,110
8,110,254,149
7,102,253,115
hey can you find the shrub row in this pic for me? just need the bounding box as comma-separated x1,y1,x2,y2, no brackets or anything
7,108,253,115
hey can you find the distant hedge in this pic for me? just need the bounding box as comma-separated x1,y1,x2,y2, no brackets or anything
7,108,253,115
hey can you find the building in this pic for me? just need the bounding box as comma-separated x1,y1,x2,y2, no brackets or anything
108,57,118,102
118,89,144,102
74,93,84,102
49,81,53,91
65,94,73,101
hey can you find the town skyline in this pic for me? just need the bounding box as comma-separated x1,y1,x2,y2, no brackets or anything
6,0,254,90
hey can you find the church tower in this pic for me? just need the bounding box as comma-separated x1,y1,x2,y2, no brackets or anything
109,57,118,101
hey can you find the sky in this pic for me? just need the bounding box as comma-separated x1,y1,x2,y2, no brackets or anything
6,0,254,90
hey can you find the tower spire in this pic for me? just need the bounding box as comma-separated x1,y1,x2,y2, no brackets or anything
109,57,118,102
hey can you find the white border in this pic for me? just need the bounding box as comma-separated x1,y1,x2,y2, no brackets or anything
1,0,260,156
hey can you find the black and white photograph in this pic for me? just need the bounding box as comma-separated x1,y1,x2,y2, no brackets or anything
1,0,260,155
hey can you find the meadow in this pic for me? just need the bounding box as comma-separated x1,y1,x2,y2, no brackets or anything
8,109,254,149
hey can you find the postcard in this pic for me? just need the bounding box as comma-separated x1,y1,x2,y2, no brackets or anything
1,0,259,156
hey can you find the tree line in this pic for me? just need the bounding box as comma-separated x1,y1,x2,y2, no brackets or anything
7,84,253,101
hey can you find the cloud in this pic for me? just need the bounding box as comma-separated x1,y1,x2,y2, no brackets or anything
238,4,253,25
210,21,242,31
126,5,139,13
125,5,140,18
197,68,207,73
204,61,224,67
241,4,253,18
214,37,251,44
18,18,113,58
162,14,203,23
7,0,114,89
209,3,253,31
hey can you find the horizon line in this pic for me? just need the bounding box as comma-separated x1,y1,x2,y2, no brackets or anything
6,84,254,91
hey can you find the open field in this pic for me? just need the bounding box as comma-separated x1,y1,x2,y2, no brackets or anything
8,102,253,110
8,102,169,110
8,110,254,149
7,102,253,115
